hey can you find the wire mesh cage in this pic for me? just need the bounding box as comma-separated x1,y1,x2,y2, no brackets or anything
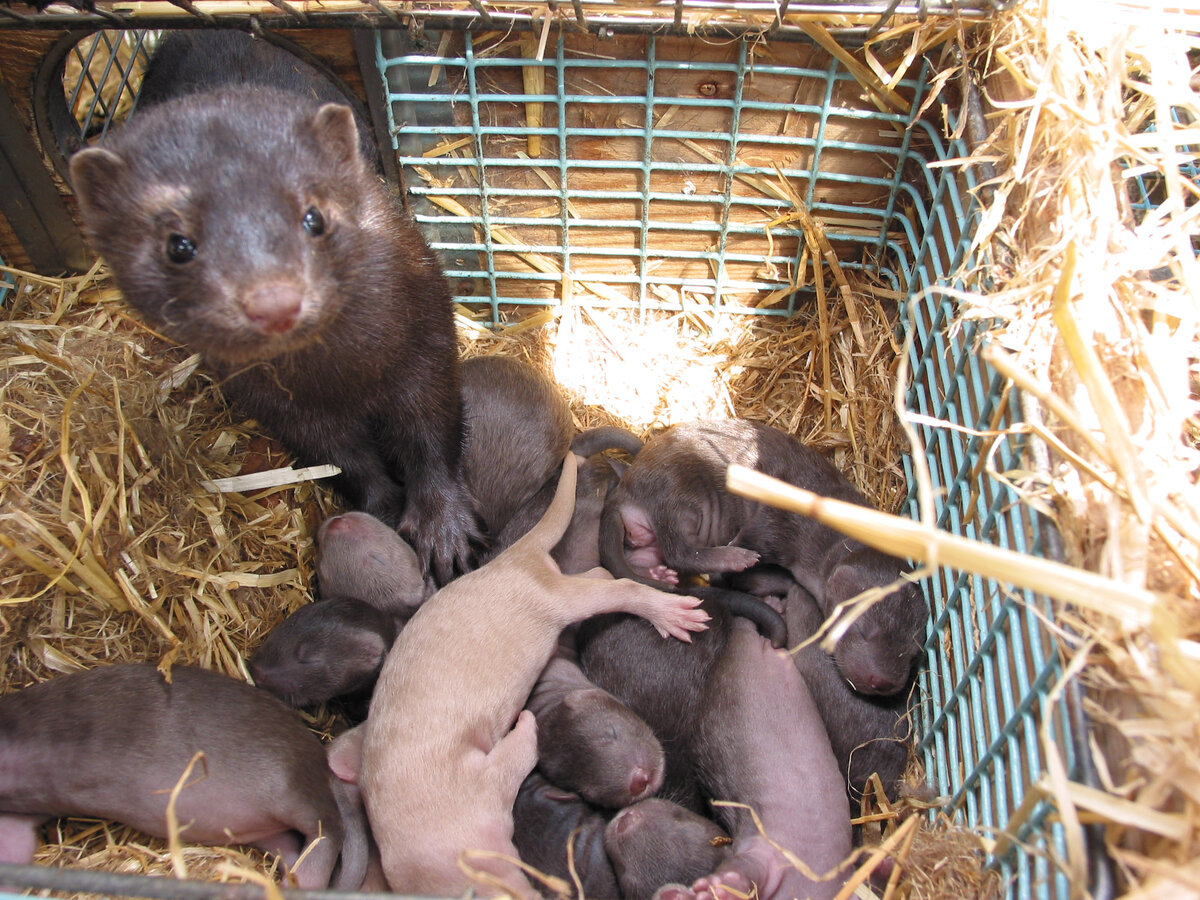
62,29,154,145
0,3,1104,899
379,30,927,321
901,221,1079,898
1125,106,1200,240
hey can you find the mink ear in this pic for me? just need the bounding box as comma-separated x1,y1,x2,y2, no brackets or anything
825,562,870,608
326,724,364,784
69,147,129,223
344,628,389,670
311,103,366,172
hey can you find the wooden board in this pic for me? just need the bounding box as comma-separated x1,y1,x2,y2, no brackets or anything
391,30,921,309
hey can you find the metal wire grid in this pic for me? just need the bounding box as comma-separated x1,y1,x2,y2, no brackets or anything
899,136,1074,896
63,30,155,144
377,31,938,323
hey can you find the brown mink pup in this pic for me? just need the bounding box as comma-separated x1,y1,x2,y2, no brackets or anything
68,30,478,584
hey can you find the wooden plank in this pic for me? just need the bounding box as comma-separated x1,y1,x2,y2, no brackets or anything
0,30,92,274
393,31,913,307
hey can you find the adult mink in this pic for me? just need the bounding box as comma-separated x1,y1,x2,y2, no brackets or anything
69,30,478,584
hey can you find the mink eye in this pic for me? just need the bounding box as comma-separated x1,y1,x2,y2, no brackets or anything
165,233,197,264
302,207,326,236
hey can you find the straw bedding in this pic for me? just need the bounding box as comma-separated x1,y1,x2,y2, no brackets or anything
2,0,1199,898
952,3,1200,896
0,264,939,894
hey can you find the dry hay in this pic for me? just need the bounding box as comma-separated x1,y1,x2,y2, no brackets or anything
899,814,1001,900
0,269,332,691
888,1,1200,898
33,818,282,890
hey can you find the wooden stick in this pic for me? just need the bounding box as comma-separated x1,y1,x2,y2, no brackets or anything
520,34,545,158
725,464,1156,628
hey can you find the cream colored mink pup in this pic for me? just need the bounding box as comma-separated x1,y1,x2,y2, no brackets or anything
358,453,710,898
